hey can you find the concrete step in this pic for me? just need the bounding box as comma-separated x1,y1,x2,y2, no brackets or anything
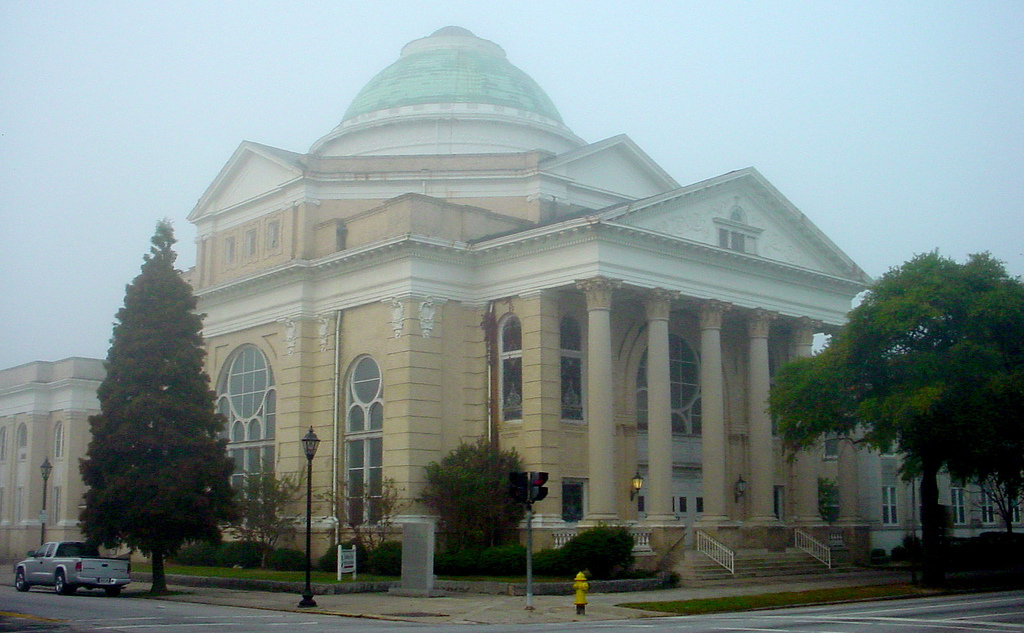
678,548,858,586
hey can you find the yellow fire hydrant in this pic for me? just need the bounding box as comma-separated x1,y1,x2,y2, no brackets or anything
573,571,589,615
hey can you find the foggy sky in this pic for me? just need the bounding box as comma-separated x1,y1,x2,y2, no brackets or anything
2,0,1021,369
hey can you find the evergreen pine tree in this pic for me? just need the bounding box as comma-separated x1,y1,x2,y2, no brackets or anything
80,220,236,594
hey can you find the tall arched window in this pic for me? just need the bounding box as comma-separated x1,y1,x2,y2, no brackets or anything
217,345,276,487
346,355,384,525
16,423,27,461
636,334,701,435
560,316,583,420
53,423,64,459
499,315,522,421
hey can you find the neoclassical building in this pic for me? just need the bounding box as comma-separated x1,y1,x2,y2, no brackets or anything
5,27,1020,569
186,26,877,561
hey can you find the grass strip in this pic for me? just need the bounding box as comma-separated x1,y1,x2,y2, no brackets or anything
132,563,393,584
619,584,929,615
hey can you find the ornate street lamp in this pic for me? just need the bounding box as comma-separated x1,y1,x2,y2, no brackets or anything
40,457,53,545
298,427,320,608
734,475,748,503
629,470,644,501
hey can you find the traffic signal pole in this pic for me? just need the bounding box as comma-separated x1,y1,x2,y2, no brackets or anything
525,502,534,610
509,470,547,611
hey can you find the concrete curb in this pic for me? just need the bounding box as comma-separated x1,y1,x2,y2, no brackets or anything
131,572,672,596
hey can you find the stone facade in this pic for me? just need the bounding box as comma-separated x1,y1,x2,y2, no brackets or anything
0,358,102,559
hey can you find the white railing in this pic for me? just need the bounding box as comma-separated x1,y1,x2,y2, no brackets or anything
552,530,577,549
795,529,832,568
631,528,653,552
696,530,735,574
553,528,652,553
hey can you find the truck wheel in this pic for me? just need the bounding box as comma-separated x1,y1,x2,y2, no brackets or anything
104,586,122,597
15,569,31,592
54,570,76,595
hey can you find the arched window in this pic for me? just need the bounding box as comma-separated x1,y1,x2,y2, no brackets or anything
560,316,583,420
16,423,27,461
346,355,384,525
348,356,383,432
636,334,701,435
499,315,522,421
217,345,276,486
53,423,64,459
0,427,7,461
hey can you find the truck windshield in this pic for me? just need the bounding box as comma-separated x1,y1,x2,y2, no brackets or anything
55,542,101,557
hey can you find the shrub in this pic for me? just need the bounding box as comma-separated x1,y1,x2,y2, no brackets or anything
173,541,220,567
561,526,634,579
216,541,265,568
435,549,480,576
532,547,572,577
317,544,337,572
369,541,402,576
477,544,526,576
266,547,306,571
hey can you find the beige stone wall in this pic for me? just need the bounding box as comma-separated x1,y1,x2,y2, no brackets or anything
0,359,102,561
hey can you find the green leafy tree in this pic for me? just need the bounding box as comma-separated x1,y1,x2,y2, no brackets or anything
230,470,300,566
80,221,237,594
419,439,525,551
770,252,1024,587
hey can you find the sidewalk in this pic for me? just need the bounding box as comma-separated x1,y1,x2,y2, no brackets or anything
2,565,917,625
141,570,914,625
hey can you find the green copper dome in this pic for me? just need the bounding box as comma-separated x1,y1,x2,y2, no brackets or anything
343,27,564,124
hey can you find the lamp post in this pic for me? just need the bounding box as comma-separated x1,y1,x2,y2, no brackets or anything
298,427,320,608
40,457,53,546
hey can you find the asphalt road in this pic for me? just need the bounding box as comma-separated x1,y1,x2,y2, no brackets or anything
3,584,1023,632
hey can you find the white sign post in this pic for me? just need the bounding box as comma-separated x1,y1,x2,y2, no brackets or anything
337,545,357,581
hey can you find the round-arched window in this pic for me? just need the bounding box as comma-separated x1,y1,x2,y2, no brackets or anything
499,315,522,421
636,334,701,435
348,356,383,432
346,355,384,525
217,345,277,484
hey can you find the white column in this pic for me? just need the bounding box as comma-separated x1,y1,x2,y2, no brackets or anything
644,290,677,523
577,277,621,522
747,309,777,523
698,300,730,523
792,318,823,524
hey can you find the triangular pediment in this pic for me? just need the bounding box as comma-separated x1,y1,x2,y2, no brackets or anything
188,142,305,221
541,135,679,200
602,168,869,283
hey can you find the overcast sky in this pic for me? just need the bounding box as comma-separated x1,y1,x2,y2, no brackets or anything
1,1,1021,369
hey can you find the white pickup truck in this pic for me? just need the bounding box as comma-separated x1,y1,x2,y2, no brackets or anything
14,541,131,596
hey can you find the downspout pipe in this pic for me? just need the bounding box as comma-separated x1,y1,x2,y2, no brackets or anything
332,310,343,547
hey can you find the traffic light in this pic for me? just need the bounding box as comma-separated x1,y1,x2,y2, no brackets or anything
509,471,529,503
529,471,549,503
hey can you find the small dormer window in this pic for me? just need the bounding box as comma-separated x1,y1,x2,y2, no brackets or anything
713,203,762,255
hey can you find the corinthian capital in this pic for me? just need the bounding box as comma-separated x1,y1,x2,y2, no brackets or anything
576,276,622,310
747,308,776,339
644,288,679,322
699,299,731,330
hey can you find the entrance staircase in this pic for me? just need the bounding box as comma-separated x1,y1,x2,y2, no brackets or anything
678,547,858,586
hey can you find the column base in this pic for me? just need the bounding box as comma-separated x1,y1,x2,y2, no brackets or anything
643,513,680,526
581,513,619,526
746,514,782,527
